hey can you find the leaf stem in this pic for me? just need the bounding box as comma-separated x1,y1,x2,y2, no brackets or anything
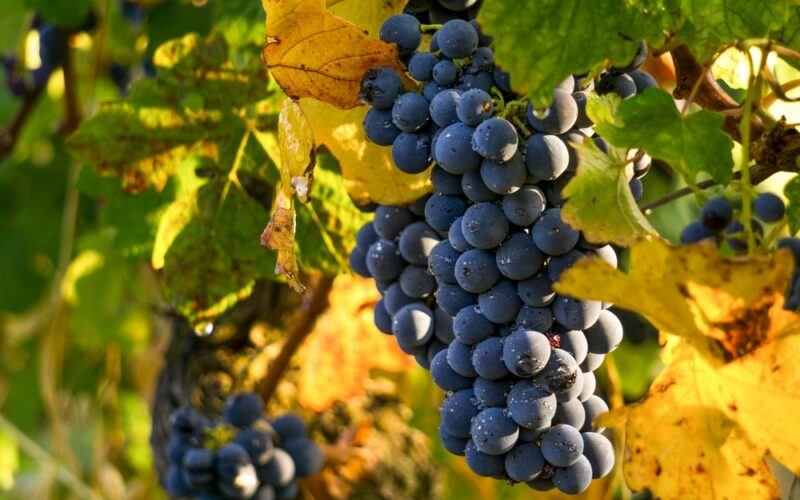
257,275,335,405
740,49,768,254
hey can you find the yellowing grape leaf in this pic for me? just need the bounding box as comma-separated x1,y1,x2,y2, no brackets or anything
562,138,657,246
555,239,800,498
325,0,407,38
277,98,316,203
261,191,304,293
263,0,430,206
300,99,431,205
295,275,412,411
262,0,402,109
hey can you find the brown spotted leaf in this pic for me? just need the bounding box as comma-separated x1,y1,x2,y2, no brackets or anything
557,239,800,497
263,0,403,109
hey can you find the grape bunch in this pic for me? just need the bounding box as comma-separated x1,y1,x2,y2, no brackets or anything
680,193,800,310
351,14,658,494
163,392,323,499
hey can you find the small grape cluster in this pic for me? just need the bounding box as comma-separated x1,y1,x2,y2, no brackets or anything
351,14,658,494
2,15,70,97
681,193,800,309
163,392,322,499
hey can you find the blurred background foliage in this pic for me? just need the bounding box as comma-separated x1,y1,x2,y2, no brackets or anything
0,0,749,498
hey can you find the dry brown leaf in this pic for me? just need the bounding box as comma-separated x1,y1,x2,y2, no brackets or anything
260,191,305,292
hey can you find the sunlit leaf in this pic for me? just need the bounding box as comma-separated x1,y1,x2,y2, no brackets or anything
68,34,274,193
295,275,411,411
562,138,657,246
0,429,18,490
300,99,431,205
589,91,735,187
477,0,674,105
277,98,316,203
262,0,402,109
556,239,800,497
157,153,277,326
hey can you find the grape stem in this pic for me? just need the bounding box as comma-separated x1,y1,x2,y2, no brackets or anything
419,24,443,33
640,160,792,211
257,275,335,405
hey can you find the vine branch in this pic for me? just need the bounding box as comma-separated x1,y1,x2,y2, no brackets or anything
59,49,82,135
257,275,335,404
644,45,800,212
0,85,44,162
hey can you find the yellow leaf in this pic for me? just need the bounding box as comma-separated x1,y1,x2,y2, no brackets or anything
555,239,795,356
557,239,800,498
261,192,305,292
263,0,403,109
325,0,407,38
604,341,779,499
262,0,429,205
295,274,412,411
278,98,317,203
300,99,431,205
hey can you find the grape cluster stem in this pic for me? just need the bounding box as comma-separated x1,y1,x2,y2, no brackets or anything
257,275,335,404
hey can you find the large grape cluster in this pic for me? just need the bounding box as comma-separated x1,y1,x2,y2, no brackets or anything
163,392,322,499
680,193,800,309
350,13,657,494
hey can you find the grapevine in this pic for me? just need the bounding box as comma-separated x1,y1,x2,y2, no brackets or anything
2,1,800,499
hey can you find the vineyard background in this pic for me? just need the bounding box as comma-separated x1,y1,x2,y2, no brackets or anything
1,0,800,499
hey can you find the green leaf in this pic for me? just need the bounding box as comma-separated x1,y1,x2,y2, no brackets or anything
562,138,657,246
589,90,735,186
477,0,676,105
478,0,797,103
153,33,273,110
24,0,90,29
61,230,152,350
0,0,27,53
0,428,18,491
161,176,275,328
67,33,277,193
68,89,244,193
784,176,800,235
295,156,370,275
677,0,792,62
